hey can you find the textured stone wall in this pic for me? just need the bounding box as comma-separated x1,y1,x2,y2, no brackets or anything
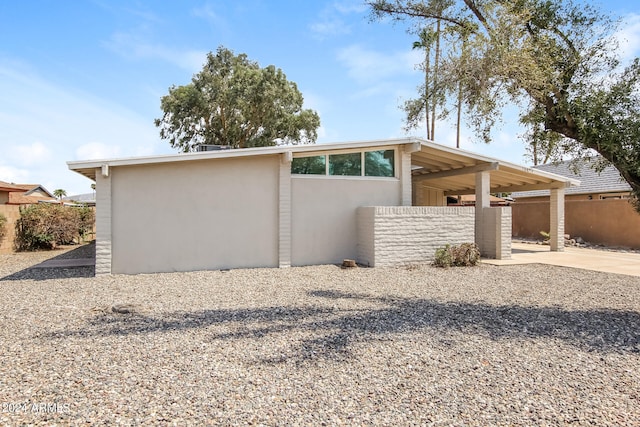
357,206,475,267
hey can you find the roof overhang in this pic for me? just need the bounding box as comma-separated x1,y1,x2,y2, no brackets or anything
411,140,579,195
67,138,421,181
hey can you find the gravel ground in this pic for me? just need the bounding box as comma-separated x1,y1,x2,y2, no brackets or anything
1,245,639,426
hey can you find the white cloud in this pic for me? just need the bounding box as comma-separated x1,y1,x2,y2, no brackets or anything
75,142,123,161
105,31,207,72
309,1,367,40
0,165,30,184
337,45,421,85
7,141,52,167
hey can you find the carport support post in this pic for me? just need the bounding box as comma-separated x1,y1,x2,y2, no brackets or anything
550,188,565,252
475,171,490,256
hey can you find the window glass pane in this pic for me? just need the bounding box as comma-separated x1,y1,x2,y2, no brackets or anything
365,150,395,177
291,155,326,174
329,153,362,176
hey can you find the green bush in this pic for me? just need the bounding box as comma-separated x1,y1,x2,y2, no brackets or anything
433,243,481,268
0,213,7,242
15,204,95,251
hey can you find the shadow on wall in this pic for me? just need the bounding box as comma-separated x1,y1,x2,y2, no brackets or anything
43,288,640,363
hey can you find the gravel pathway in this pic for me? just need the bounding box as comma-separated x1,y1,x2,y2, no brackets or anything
1,247,639,425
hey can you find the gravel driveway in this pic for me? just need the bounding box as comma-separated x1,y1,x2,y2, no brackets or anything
1,246,639,426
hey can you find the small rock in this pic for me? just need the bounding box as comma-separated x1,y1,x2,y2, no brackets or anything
111,304,140,314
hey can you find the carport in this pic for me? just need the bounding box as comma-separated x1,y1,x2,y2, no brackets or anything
410,141,579,256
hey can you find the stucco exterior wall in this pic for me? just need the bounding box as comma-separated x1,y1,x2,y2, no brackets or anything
0,205,20,254
110,156,280,274
356,206,475,267
291,177,401,266
513,199,640,248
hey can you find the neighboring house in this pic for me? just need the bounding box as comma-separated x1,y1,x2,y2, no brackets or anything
0,181,55,205
63,192,96,206
68,138,576,275
511,158,640,248
511,159,631,201
0,181,56,254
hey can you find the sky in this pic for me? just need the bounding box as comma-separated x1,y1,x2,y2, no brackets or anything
1,1,639,195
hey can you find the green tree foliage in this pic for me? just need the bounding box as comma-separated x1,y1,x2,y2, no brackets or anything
155,46,321,152
15,204,95,251
368,0,640,211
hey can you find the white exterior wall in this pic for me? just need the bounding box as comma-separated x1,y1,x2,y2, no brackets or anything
291,178,401,266
110,156,280,274
357,206,476,267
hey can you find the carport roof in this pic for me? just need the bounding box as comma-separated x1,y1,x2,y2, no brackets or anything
411,140,580,195
68,137,579,193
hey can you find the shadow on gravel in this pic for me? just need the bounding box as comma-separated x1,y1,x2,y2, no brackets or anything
1,243,95,281
44,288,640,362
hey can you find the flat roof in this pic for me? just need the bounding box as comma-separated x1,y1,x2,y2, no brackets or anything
68,137,579,193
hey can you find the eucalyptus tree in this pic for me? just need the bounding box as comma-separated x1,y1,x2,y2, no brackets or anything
155,46,320,151
368,0,640,210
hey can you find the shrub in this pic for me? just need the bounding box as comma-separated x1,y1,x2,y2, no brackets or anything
0,213,7,242
433,243,481,268
15,204,95,251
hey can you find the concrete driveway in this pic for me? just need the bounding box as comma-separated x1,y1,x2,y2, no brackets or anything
483,242,640,277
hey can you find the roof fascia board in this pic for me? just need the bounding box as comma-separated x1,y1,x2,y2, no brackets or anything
67,138,419,172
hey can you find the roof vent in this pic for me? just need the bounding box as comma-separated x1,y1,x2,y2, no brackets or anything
194,144,232,152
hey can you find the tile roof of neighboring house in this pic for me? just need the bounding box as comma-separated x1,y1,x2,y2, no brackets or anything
0,180,56,204
511,158,631,199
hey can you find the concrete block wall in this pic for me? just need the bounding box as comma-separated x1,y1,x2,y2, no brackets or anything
0,205,21,254
478,207,512,259
357,206,475,267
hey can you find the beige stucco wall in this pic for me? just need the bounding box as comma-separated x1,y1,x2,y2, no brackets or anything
291,177,401,266
110,155,280,274
477,206,512,259
0,205,20,254
513,199,640,248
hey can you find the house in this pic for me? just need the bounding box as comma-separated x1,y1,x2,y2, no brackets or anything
511,158,640,248
0,181,55,205
0,181,57,253
67,138,577,275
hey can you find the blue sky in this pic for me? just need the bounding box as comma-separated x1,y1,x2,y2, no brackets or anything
1,1,639,195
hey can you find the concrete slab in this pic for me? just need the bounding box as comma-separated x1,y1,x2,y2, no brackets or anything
32,258,95,269
482,242,640,277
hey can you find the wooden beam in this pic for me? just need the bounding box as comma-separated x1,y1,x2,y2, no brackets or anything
413,162,498,182
444,181,569,196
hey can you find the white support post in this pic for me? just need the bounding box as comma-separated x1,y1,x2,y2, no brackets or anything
278,152,292,267
401,145,415,206
550,188,565,252
475,171,491,256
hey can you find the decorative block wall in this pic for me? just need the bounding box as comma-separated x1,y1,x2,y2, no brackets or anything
356,206,475,267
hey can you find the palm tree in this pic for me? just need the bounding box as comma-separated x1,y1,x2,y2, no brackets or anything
53,189,67,200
